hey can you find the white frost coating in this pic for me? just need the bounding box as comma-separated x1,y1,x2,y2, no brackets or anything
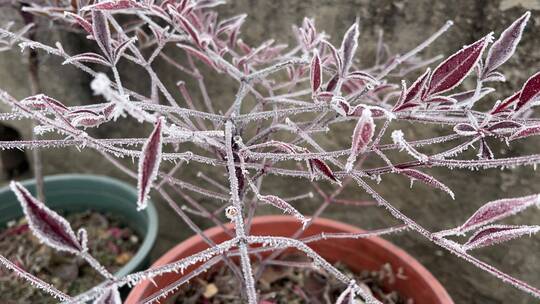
258,194,311,229
392,130,429,162
10,181,82,254
90,73,111,96
90,73,155,123
93,286,121,304
0,255,71,301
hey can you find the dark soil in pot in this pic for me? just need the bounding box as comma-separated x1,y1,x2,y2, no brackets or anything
0,210,140,303
168,253,411,304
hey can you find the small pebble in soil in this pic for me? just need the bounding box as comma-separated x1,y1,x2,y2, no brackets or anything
0,210,140,304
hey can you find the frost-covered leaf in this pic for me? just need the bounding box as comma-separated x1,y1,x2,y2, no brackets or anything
427,35,491,96
406,68,430,103
491,91,520,114
174,12,203,48
345,109,374,172
258,195,310,228
398,169,454,199
71,113,106,128
112,38,136,64
478,138,494,160
453,123,477,136
308,158,340,185
310,50,322,93
482,71,506,83
340,23,359,75
515,71,540,111
63,53,111,66
484,12,530,75
83,0,143,11
176,43,217,70
450,87,495,104
487,120,522,134
323,41,342,74
64,12,93,34
10,182,83,253
458,194,539,233
93,286,121,304
424,95,457,105
20,94,69,112
347,71,377,84
137,118,163,210
91,10,112,59
510,124,540,140
463,225,540,251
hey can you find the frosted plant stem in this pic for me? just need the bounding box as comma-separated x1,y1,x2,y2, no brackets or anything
351,175,540,299
349,20,454,104
80,252,115,281
301,225,407,243
247,236,381,304
0,254,72,302
157,188,245,284
224,120,258,304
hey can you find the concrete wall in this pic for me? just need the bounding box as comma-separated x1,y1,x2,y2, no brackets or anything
1,1,540,302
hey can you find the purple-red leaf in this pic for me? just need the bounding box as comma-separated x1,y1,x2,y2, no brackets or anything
176,43,217,70
310,50,322,93
84,0,143,11
405,68,430,103
463,225,540,251
91,10,112,59
93,286,121,304
20,94,69,112
478,138,494,160
258,195,310,228
491,90,520,114
427,35,491,96
64,12,93,34
340,23,359,75
10,182,83,253
487,120,522,134
423,95,457,105
63,53,111,66
308,158,340,185
71,113,106,128
174,12,203,48
347,71,377,84
484,12,530,75
112,38,136,64
510,124,540,140
346,109,374,171
458,194,539,233
137,118,163,210
323,40,342,74
515,71,540,111
399,169,454,199
453,123,477,136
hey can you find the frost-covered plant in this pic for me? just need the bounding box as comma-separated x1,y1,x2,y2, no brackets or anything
1,1,540,303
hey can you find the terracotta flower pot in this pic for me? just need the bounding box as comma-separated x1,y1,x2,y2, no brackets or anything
126,215,453,303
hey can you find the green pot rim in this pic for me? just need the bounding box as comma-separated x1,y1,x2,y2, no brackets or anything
0,174,158,277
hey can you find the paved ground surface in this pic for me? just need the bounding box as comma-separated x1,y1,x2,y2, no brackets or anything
2,1,540,303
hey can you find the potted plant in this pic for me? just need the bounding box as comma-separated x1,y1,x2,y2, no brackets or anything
0,1,539,303
0,174,158,302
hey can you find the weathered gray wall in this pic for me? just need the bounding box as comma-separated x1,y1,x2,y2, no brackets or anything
1,1,540,303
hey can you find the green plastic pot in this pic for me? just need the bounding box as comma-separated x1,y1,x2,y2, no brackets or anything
0,174,158,278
